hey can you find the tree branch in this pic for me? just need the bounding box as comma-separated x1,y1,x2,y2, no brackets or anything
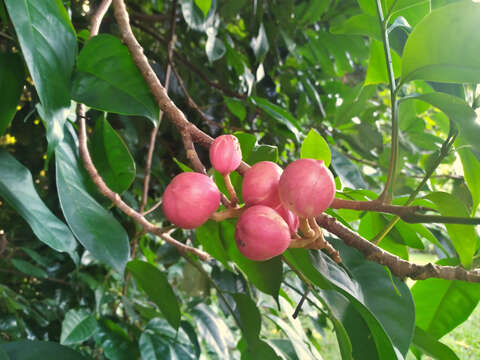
316,214,480,282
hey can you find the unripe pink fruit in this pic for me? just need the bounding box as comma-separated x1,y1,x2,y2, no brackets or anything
273,204,299,235
162,172,221,229
242,161,283,207
235,205,291,261
209,135,242,175
279,159,335,218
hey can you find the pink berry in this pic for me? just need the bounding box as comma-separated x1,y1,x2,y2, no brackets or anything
235,205,291,261
242,161,283,207
278,159,335,218
162,172,221,229
273,204,299,235
209,135,242,175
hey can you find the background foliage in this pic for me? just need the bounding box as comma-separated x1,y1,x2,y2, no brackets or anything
1,0,480,359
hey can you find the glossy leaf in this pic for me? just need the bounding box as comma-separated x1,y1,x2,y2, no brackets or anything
71,34,159,123
330,148,367,189
139,318,196,360
412,275,480,339
10,259,47,279
401,1,480,84
55,127,130,274
90,115,136,194
60,308,98,345
0,341,87,360
127,260,181,329
412,326,459,360
0,150,77,258
94,320,139,360
403,92,480,160
196,220,231,270
0,52,24,135
300,129,331,166
426,192,477,268
222,220,283,299
191,304,235,359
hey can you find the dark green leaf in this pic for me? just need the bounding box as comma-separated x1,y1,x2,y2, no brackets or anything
226,99,247,122
196,220,231,270
0,52,24,135
90,115,136,194
60,308,98,345
127,260,181,329
300,129,331,166
0,150,77,258
331,147,366,189
412,275,480,339
401,1,480,84
412,326,459,360
426,192,477,268
10,259,47,278
72,34,159,123
1,341,87,360
55,126,130,274
94,320,139,360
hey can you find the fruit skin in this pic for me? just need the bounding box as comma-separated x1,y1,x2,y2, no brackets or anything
209,135,242,175
235,205,291,261
273,204,299,235
242,161,283,207
162,172,221,229
278,159,335,218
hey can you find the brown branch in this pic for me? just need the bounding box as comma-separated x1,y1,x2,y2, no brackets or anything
90,0,112,36
316,213,480,282
76,0,210,262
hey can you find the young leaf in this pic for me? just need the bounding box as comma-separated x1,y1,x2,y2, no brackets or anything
56,127,130,274
0,150,77,258
90,115,136,194
71,34,160,124
0,53,24,135
60,309,98,345
127,260,181,329
300,129,331,166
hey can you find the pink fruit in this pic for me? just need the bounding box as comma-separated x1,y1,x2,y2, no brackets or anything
242,161,283,207
273,204,299,235
209,135,242,175
162,172,221,229
235,205,291,261
278,159,335,217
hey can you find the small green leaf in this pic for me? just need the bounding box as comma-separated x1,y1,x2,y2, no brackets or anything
300,129,331,166
56,126,130,274
0,53,25,135
10,259,47,279
194,0,212,17
1,340,87,360
0,150,77,258
127,260,181,329
90,115,136,194
247,144,278,165
401,1,480,84
412,326,459,360
425,192,477,268
60,308,98,345
72,34,159,124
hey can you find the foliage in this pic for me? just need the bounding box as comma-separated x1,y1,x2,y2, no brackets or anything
0,0,480,359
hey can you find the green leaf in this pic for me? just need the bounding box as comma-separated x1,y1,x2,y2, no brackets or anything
251,24,269,61
180,0,216,32
206,35,226,62
0,340,87,360
226,99,247,122
191,304,234,359
10,259,47,278
94,320,139,360
412,275,480,339
0,347,9,360
234,132,257,157
412,326,459,360
330,147,366,189
139,318,196,360
222,220,282,298
330,14,381,41
194,0,212,17
4,0,76,153
365,40,401,85
90,115,136,194
401,1,480,84
0,52,24,135
0,150,77,258
457,144,480,214
300,129,331,166
196,220,231,270
55,126,130,274
71,34,159,124
402,92,480,160
60,308,98,345
251,96,301,141
425,192,477,268
247,144,279,165
127,260,181,329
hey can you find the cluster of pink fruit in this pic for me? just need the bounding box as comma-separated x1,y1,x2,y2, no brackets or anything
162,135,336,261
